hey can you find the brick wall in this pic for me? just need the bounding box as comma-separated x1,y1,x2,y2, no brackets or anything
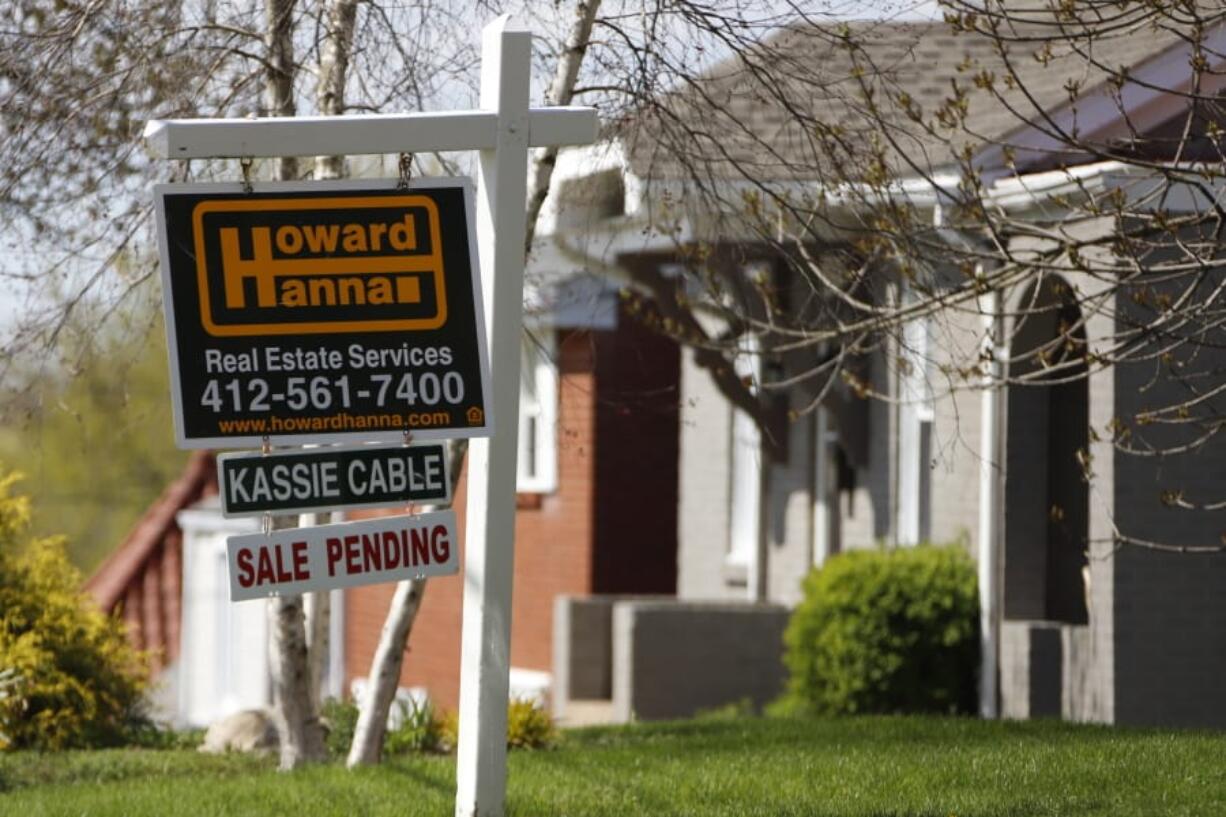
344,329,599,710
343,317,680,711
1110,265,1226,727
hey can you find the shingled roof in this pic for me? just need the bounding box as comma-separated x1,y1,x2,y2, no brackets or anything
621,9,1199,184
85,451,217,670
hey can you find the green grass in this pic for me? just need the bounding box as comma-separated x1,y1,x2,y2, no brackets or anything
1,716,1224,816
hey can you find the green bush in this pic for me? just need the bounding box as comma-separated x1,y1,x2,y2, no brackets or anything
777,544,979,716
321,697,359,760
322,696,448,759
0,470,151,750
438,698,556,751
505,698,556,749
385,698,445,755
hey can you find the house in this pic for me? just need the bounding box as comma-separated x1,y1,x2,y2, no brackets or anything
91,10,1226,731
86,265,681,726
544,12,1226,727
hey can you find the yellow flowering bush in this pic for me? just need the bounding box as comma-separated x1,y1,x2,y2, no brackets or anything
0,470,150,750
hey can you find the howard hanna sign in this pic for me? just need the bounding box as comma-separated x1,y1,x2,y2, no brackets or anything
153,179,493,449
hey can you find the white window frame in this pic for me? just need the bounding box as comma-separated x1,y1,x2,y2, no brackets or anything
517,330,558,493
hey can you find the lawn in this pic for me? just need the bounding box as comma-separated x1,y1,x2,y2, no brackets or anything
1,715,1223,816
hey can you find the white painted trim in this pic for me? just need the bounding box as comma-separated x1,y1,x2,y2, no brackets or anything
507,667,551,706
176,507,261,533
516,331,559,494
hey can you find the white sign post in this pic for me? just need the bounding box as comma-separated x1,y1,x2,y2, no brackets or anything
144,16,596,817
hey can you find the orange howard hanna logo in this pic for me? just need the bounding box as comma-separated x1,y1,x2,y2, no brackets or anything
192,195,448,336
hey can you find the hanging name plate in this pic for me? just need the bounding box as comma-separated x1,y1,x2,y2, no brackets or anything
154,179,492,448
217,442,451,518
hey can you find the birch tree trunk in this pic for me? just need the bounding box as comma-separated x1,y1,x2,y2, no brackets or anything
303,513,332,706
298,0,361,714
315,0,360,179
345,577,429,766
524,0,602,255
266,0,299,183
263,0,325,770
304,588,331,705
346,440,467,766
267,519,327,769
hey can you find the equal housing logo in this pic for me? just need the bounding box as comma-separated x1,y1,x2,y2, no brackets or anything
192,195,448,336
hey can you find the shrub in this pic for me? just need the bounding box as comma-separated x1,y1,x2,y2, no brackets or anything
322,696,448,759
438,698,555,751
438,708,458,752
0,470,150,750
321,697,359,760
505,698,556,749
385,697,445,755
777,544,979,716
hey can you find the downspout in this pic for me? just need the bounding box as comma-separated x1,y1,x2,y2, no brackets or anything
812,406,832,567
749,463,768,603
977,283,1003,719
745,333,768,604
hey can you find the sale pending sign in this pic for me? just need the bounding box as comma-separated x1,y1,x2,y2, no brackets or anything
226,511,459,601
154,179,493,448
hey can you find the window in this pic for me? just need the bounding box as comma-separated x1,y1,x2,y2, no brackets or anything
517,331,558,493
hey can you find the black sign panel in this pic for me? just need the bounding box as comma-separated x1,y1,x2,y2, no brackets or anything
154,180,492,448
217,443,451,517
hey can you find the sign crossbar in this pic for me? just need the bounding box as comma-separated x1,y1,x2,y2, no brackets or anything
144,107,597,159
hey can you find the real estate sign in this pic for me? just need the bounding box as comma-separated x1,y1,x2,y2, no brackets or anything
217,442,451,517
154,179,492,448
226,510,459,601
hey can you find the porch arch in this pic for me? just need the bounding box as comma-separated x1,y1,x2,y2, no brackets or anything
1003,276,1090,625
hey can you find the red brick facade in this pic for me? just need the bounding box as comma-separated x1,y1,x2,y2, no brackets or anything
344,316,679,710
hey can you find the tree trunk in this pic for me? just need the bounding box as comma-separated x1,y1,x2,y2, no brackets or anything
304,588,331,705
263,0,322,770
523,0,602,255
268,517,327,770
315,0,360,179
303,513,332,706
347,439,468,766
345,577,428,766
